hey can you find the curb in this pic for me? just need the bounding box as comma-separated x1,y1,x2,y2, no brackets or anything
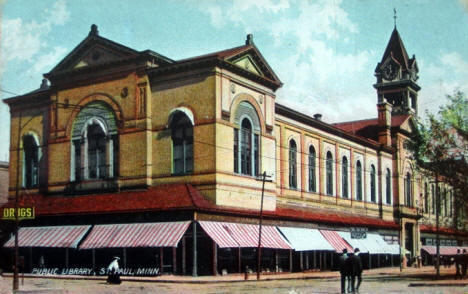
409,282,468,287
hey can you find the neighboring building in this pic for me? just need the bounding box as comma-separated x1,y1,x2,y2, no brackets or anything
0,161,8,205
1,24,466,276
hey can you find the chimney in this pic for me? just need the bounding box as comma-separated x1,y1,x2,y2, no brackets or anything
377,97,392,146
246,34,254,45
314,113,322,121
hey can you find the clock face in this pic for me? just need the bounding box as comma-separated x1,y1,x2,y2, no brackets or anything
383,63,398,80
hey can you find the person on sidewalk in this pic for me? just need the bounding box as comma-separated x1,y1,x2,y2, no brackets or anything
455,249,462,280
462,249,468,279
349,248,363,293
107,256,122,284
338,248,349,294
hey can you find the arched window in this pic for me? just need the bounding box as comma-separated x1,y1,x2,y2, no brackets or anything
431,184,436,214
342,156,348,198
326,151,333,195
308,146,316,192
71,101,118,182
289,140,297,189
405,172,412,206
370,164,376,203
443,188,447,217
23,135,39,188
385,168,392,204
424,183,429,213
171,112,193,174
233,102,260,176
449,190,453,217
356,160,362,201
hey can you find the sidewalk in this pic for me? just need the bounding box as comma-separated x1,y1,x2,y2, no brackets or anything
1,266,467,293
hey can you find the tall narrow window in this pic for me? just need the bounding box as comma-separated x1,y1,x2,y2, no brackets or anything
23,135,39,188
326,151,333,195
385,168,391,204
443,189,448,217
405,173,412,206
71,101,118,182
431,184,436,214
308,146,316,192
289,140,297,189
424,183,429,213
370,164,376,202
356,160,362,201
171,112,193,174
449,190,453,217
87,123,107,179
233,101,261,177
342,156,348,198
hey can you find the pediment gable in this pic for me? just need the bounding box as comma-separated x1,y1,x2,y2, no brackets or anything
225,46,280,83
399,116,417,134
48,34,140,75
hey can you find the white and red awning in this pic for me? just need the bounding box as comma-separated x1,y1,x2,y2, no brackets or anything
198,221,239,248
320,229,353,253
199,221,291,249
3,225,91,248
421,245,465,256
79,221,190,249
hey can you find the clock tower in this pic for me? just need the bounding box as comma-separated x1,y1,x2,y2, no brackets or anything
374,28,420,116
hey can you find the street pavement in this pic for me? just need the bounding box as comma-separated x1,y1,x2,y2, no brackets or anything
1,266,468,294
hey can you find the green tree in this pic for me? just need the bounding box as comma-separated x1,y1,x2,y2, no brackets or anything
409,91,468,227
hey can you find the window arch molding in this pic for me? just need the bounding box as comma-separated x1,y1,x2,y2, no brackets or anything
355,159,363,201
70,101,118,182
230,94,265,133
233,100,262,177
384,166,392,205
288,138,298,189
341,155,349,198
168,106,195,127
325,150,334,196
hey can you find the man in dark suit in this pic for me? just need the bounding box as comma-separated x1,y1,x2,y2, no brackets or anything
353,248,363,292
338,248,349,294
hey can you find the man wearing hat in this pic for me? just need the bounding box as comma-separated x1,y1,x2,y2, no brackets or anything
351,248,363,293
338,248,349,293
107,256,121,284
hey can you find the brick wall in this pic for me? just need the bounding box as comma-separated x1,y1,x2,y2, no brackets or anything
0,161,8,205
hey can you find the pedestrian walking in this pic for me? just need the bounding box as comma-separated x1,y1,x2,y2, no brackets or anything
462,249,468,279
352,248,363,293
107,256,122,284
455,249,462,280
338,248,349,294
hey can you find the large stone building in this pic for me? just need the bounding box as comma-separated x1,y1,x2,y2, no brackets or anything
1,24,466,276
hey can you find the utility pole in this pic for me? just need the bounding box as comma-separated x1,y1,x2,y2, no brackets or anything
13,112,22,291
256,171,271,280
435,172,440,279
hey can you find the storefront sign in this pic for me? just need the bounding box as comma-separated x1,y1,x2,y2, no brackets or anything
350,227,367,239
31,267,160,276
2,207,35,220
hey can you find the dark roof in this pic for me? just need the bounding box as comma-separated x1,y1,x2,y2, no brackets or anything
1,183,398,230
275,103,393,153
333,114,411,141
381,28,410,69
420,224,468,237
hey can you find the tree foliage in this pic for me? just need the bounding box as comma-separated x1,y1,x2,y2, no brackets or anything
409,91,468,225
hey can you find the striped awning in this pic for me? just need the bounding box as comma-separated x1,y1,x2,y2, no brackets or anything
199,221,291,249
421,245,461,256
278,227,334,251
199,221,239,248
319,229,353,253
79,221,190,249
338,232,370,253
3,225,91,248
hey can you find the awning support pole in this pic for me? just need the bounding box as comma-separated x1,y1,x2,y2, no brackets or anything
378,254,380,268
65,248,69,268
160,247,164,275
123,248,127,268
182,236,186,275
92,249,95,273
299,251,303,271
305,252,309,270
330,251,333,269
192,222,198,277
289,249,293,272
212,241,217,276
173,247,177,274
369,253,371,269
238,247,241,273
29,248,32,272
313,251,316,269
275,249,279,272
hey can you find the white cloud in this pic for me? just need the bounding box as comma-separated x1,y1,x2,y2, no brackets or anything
29,46,68,75
0,0,70,64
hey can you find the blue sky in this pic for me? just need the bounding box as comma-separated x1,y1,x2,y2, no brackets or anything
1,0,468,161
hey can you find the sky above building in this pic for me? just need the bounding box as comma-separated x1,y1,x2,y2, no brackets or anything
1,0,467,161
